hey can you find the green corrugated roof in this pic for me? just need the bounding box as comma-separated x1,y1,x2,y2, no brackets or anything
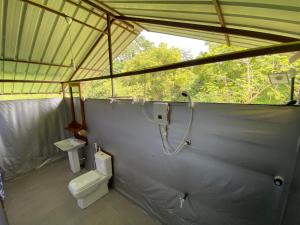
1,0,300,94
0,0,141,94
102,0,300,45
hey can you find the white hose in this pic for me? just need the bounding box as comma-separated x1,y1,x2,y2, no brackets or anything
159,95,194,155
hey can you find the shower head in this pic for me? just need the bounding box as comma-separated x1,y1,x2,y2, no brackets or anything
181,91,189,97
181,91,193,108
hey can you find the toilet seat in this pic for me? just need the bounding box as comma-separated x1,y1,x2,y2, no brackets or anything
69,171,106,197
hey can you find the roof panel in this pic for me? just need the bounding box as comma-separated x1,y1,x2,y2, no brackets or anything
103,0,300,43
0,0,141,93
1,0,300,94
110,2,215,14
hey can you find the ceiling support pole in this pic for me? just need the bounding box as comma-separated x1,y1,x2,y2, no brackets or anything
0,79,61,84
107,14,114,97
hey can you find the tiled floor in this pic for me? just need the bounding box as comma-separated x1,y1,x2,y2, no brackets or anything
4,159,161,225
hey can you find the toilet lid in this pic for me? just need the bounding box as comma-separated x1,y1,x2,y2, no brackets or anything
69,171,105,194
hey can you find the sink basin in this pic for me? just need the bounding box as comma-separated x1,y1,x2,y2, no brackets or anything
54,138,86,152
54,138,86,173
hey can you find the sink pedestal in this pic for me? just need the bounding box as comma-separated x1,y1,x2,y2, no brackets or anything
68,149,81,173
54,138,86,173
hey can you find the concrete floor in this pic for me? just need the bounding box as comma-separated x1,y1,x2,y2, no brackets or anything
4,159,161,225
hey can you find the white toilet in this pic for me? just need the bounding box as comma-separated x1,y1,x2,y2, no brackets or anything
68,151,112,209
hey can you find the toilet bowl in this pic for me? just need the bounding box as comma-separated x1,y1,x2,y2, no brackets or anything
68,151,112,209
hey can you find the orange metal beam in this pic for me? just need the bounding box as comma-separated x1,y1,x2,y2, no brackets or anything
212,0,230,46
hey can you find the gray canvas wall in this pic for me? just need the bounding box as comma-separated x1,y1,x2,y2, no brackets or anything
0,98,70,179
0,206,8,225
84,99,300,225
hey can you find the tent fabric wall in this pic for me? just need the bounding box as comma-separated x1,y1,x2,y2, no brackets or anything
84,99,300,225
0,98,70,179
0,206,8,225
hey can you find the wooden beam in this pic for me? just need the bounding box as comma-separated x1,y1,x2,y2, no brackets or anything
0,79,61,84
212,0,230,46
67,41,300,83
116,16,299,43
21,0,107,34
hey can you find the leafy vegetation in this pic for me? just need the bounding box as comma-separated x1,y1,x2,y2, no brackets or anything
2,35,298,103
84,35,299,105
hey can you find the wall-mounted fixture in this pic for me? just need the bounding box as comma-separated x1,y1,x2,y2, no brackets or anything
268,72,289,85
289,51,300,64
139,91,194,155
158,91,194,155
153,102,169,126
179,193,189,208
274,176,284,187
268,70,299,105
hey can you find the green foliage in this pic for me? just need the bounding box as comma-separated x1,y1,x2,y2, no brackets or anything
83,35,300,105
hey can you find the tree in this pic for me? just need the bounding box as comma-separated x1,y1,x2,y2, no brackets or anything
84,35,299,105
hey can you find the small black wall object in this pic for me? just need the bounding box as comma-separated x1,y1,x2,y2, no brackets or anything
274,176,284,187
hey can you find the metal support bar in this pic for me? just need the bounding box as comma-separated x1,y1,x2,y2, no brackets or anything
212,0,230,46
69,86,76,122
116,16,299,43
65,0,137,35
0,58,102,72
62,83,66,98
81,0,146,31
107,14,114,97
21,0,107,34
78,83,87,129
290,77,295,101
67,41,300,83
0,79,61,84
0,92,61,95
1,58,71,68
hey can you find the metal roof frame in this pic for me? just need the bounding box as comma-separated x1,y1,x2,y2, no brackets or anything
68,40,300,83
116,16,298,43
1,0,300,95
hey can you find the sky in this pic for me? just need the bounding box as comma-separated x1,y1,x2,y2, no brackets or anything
141,30,209,58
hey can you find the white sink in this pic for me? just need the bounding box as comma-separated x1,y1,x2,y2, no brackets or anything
54,138,86,173
54,138,86,152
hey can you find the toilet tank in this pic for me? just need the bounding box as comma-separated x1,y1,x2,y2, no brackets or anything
94,151,112,177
